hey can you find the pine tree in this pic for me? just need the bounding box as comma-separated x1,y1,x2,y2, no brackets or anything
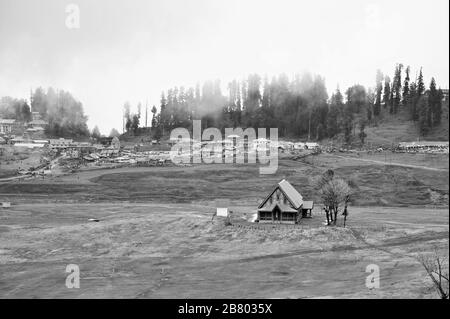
109,128,120,137
408,82,418,121
435,88,443,125
417,68,425,96
123,102,131,132
159,92,167,134
383,76,391,109
418,96,429,136
234,82,242,126
137,102,142,119
402,66,410,105
428,78,437,128
389,82,394,114
374,70,383,116
151,105,158,128
413,68,425,122
392,64,403,113
262,76,270,109
366,89,374,123
91,125,101,139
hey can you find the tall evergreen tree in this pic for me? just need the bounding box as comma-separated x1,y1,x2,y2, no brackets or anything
389,82,394,114
408,82,418,121
392,64,403,113
366,89,375,123
417,68,425,96
383,76,391,109
412,68,425,122
435,88,443,126
327,88,343,137
402,66,410,105
428,78,437,128
374,70,383,116
159,92,167,134
151,105,158,128
418,96,429,136
91,125,101,139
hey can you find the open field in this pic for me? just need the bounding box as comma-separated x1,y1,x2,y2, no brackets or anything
0,152,448,298
1,152,448,207
0,203,448,298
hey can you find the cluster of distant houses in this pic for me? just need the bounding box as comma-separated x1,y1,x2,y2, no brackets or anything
0,112,48,139
1,134,122,160
168,136,320,152
396,141,449,153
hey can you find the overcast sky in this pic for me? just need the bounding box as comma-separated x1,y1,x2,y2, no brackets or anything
0,0,448,134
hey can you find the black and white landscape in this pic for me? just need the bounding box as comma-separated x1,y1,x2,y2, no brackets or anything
0,0,448,299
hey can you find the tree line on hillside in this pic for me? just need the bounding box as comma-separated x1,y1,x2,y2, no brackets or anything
32,88,90,137
124,64,445,143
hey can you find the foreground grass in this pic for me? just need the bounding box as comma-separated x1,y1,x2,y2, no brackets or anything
0,203,447,298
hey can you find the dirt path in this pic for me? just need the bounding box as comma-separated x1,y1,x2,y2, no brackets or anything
334,155,449,172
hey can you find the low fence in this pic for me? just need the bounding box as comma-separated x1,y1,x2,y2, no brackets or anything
228,220,308,231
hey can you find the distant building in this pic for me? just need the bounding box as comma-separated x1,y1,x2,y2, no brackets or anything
441,89,449,101
31,112,41,120
397,141,449,153
216,199,230,217
294,142,305,150
252,138,271,151
305,142,319,150
257,179,314,224
49,138,73,149
27,119,48,129
98,137,114,146
111,136,120,149
0,119,17,134
27,112,48,130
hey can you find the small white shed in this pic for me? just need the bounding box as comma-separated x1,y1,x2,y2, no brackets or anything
216,207,229,217
216,199,230,217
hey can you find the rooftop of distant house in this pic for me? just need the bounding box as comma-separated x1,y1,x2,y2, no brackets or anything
0,119,16,124
28,119,48,125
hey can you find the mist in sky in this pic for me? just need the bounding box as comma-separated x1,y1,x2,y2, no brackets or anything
0,0,448,134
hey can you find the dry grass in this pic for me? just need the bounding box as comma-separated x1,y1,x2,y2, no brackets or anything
0,203,447,298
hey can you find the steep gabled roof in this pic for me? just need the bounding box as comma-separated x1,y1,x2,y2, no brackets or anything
258,179,303,210
278,179,303,209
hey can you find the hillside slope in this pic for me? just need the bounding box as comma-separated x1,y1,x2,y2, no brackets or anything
324,103,449,148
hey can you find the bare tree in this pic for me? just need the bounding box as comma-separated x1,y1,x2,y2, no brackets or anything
320,178,351,225
417,250,449,299
311,170,352,226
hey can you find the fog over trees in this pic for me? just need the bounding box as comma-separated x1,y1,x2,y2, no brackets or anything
0,64,445,141
130,64,444,142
